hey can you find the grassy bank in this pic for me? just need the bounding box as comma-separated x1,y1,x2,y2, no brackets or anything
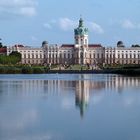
0,65,49,74
0,64,140,75
103,64,140,75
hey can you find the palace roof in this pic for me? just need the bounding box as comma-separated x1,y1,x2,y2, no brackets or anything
14,44,25,48
61,44,74,48
88,44,103,48
0,48,7,53
61,44,103,48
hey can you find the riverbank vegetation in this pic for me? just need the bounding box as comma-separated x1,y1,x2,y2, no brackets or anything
0,51,21,64
0,65,49,74
103,64,140,75
0,53,140,75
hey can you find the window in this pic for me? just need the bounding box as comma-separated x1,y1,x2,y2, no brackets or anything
28,54,30,59
32,54,34,59
93,54,95,58
76,39,78,44
68,53,70,58
64,53,66,58
85,39,87,44
90,54,91,58
60,53,62,58
134,54,136,59
118,54,120,58
97,54,99,58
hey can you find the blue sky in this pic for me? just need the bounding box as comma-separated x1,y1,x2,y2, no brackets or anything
0,0,140,47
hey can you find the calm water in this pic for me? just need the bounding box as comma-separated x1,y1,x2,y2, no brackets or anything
0,74,140,140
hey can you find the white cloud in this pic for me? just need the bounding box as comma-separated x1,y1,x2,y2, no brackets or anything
43,18,104,34
121,19,136,29
90,95,104,105
59,18,104,34
0,0,37,18
61,98,74,109
43,20,57,30
88,22,104,34
59,18,76,31
0,109,38,131
31,36,38,41
50,19,57,24
20,7,36,17
44,23,52,29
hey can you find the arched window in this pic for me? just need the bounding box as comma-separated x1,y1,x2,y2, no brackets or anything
64,53,66,58
60,53,62,58
126,54,128,59
24,54,26,58
76,39,78,44
32,54,34,59
134,54,136,59
118,54,120,58
97,54,99,58
85,39,87,44
81,39,83,44
28,54,30,59
85,52,86,58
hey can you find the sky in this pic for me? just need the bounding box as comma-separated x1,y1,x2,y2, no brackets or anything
0,0,140,47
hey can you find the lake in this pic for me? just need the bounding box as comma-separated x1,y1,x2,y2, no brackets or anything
0,74,140,140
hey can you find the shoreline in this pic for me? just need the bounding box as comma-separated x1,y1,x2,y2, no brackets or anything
0,69,140,75
48,69,140,75
0,65,140,75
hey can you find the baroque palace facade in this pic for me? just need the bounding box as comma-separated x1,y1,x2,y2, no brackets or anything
7,18,140,65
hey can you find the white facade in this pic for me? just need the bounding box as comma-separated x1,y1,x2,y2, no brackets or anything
7,45,44,64
105,46,140,65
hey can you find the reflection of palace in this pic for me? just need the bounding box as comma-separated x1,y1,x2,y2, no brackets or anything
75,75,90,117
0,75,140,116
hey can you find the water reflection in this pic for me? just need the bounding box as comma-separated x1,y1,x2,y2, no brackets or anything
0,74,140,140
0,75,140,117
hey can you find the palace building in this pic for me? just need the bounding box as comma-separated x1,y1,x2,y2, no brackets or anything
7,18,140,65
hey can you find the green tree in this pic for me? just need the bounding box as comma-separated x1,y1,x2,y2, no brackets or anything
0,42,2,48
9,51,22,63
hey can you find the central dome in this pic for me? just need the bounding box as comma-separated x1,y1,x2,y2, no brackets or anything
74,18,88,36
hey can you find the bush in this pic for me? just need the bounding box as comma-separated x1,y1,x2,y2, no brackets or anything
32,67,45,74
0,66,7,74
22,66,33,74
7,67,22,74
0,66,22,74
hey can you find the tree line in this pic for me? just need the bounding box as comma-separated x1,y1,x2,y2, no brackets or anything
0,51,21,64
